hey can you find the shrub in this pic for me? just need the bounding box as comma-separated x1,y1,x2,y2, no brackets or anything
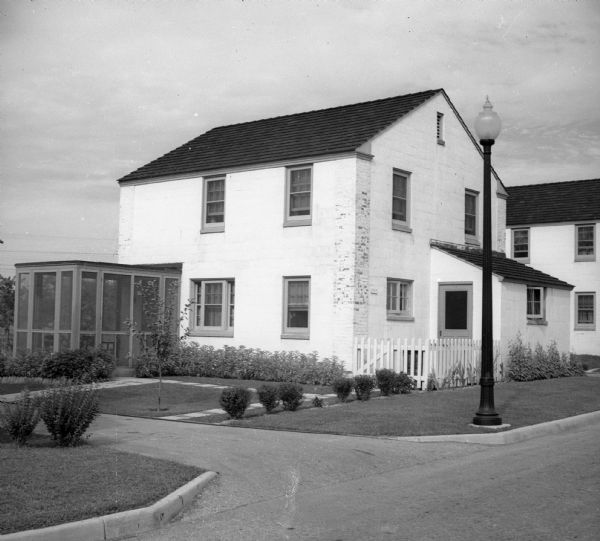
312,396,324,408
353,375,375,401
392,372,417,394
3,351,46,378
257,384,280,413
219,386,252,419
278,383,303,411
426,371,438,391
332,377,353,402
41,349,115,383
134,343,345,385
375,369,396,396
39,383,100,446
0,389,40,445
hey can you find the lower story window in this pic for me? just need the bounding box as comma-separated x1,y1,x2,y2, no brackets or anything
192,279,234,336
282,277,310,338
387,279,412,319
575,292,595,330
526,286,545,321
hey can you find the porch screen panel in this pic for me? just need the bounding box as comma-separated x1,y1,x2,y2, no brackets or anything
80,272,97,332
17,273,30,329
133,276,159,332
59,271,73,330
33,272,56,330
445,291,468,330
102,274,131,332
165,278,180,334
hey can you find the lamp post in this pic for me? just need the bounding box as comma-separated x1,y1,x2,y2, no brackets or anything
472,97,502,426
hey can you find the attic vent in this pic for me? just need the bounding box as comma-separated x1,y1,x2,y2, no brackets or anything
437,112,445,145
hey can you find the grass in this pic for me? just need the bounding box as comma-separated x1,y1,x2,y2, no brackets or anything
229,376,600,436
0,432,204,535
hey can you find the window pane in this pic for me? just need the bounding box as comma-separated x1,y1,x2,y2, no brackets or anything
289,168,311,217
102,274,131,332
513,230,529,258
577,295,594,324
59,271,73,330
445,291,468,330
290,169,311,192
80,272,97,332
206,201,225,223
577,225,594,255
288,309,308,328
287,280,309,329
393,174,407,198
204,282,223,327
58,333,71,352
387,281,398,311
229,282,235,328
288,281,308,305
206,179,224,202
290,193,311,216
33,272,56,330
527,288,541,316
392,197,406,222
465,194,477,214
17,273,30,329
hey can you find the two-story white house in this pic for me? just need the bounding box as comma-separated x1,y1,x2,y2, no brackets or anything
506,179,600,355
111,88,572,364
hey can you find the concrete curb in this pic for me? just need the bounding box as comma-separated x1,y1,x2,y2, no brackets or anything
0,471,218,541
396,410,600,445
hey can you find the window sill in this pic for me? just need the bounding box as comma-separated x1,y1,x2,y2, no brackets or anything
284,218,312,228
514,257,530,264
574,256,596,262
189,329,233,337
437,139,445,146
465,236,480,247
387,314,414,322
281,332,310,340
392,222,412,233
201,225,225,234
574,325,596,331
527,318,547,326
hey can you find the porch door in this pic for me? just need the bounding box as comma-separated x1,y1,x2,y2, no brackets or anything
438,283,473,338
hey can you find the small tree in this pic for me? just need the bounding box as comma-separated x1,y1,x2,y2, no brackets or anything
0,275,15,357
128,280,189,412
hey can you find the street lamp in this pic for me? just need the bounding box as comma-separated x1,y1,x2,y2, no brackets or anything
472,97,502,426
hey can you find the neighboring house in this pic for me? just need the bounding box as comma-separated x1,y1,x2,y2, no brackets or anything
111,88,572,363
506,179,600,355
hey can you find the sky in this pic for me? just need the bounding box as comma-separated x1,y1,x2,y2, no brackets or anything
1,0,599,276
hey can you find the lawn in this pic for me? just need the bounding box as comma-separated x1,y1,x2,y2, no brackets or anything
229,376,600,436
0,432,204,535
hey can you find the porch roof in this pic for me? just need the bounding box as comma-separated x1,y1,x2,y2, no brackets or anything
431,242,573,290
14,260,182,274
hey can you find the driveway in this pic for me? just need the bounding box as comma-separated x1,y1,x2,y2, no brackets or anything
89,414,600,540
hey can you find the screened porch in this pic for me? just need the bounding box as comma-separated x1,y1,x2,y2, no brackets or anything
14,261,182,368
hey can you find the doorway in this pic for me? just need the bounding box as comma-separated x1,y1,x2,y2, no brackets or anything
438,283,473,338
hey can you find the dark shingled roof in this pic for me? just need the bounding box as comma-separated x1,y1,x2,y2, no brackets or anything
432,242,573,290
117,89,442,183
506,178,600,226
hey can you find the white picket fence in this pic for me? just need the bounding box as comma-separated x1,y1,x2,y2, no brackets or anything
353,337,503,390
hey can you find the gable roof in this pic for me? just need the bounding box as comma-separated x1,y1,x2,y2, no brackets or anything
117,89,442,183
506,178,600,226
431,241,573,290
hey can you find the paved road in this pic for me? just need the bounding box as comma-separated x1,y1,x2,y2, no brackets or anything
90,415,600,541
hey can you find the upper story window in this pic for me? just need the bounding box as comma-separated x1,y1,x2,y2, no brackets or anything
512,228,530,261
437,112,445,145
202,177,225,233
386,278,413,320
282,277,310,339
392,170,411,232
575,292,595,330
285,165,312,226
464,190,479,244
575,224,595,261
192,279,234,336
526,286,545,323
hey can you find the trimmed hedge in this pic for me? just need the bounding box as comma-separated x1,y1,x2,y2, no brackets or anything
2,349,114,383
219,387,252,419
135,343,344,385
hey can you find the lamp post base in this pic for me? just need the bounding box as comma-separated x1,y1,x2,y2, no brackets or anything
472,412,503,426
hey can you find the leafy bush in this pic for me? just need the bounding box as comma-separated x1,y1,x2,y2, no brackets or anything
392,372,417,394
0,389,40,445
41,349,115,383
257,384,280,413
39,383,100,446
332,377,353,402
3,352,46,378
219,386,252,419
312,396,324,408
375,369,396,396
353,375,375,401
426,371,438,391
507,335,584,382
134,343,345,385
278,383,304,411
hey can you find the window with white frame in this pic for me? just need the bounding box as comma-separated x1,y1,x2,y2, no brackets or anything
192,279,234,335
575,224,595,261
512,228,530,260
285,166,312,226
282,277,310,338
526,286,545,321
386,279,412,319
202,177,225,232
464,190,478,242
392,170,411,231
437,112,445,145
575,292,595,330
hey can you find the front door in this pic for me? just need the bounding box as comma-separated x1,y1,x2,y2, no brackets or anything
438,283,473,338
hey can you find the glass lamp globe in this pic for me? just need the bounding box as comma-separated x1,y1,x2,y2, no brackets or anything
474,97,502,141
